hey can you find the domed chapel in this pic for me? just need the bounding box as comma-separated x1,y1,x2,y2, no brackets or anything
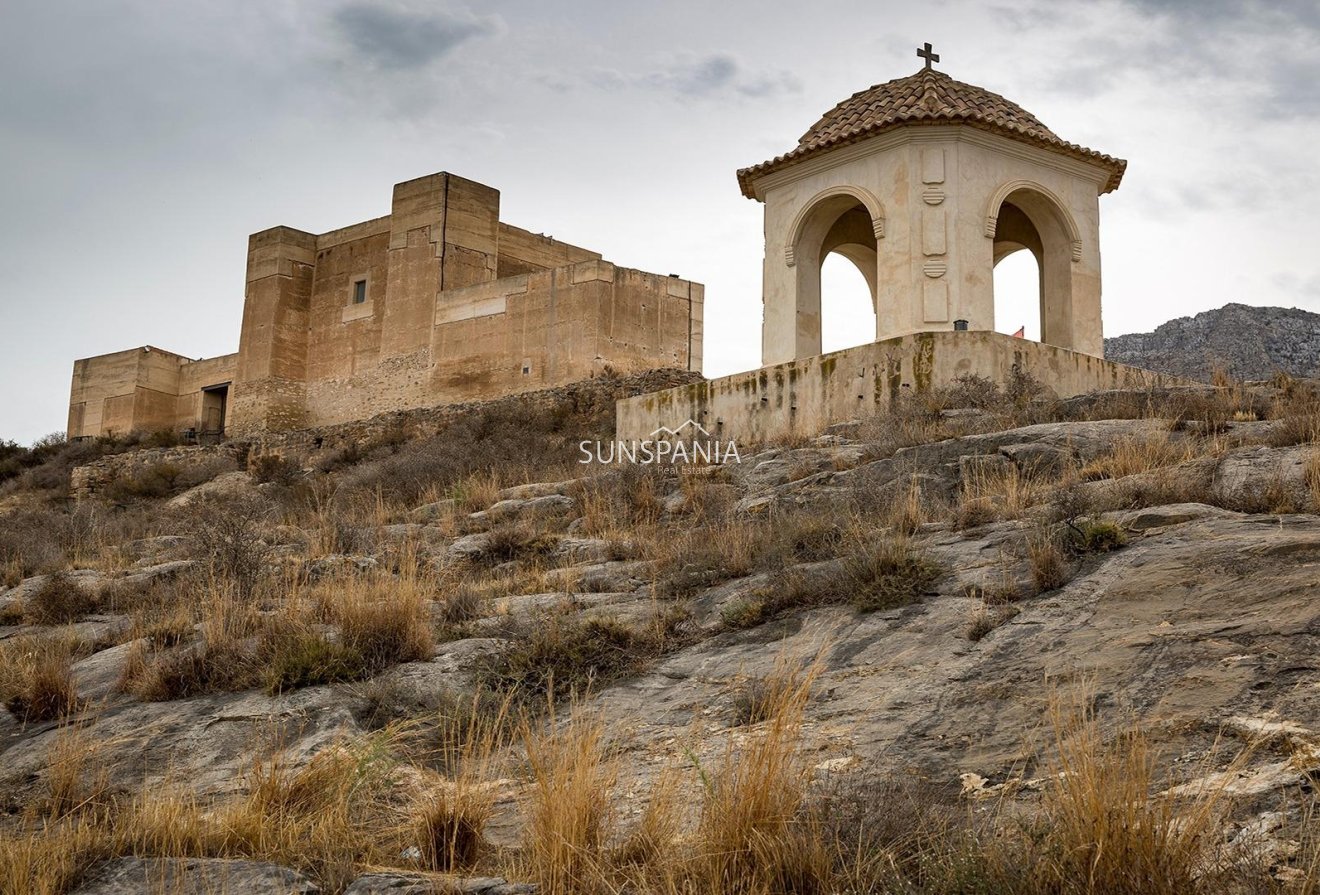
618,46,1181,442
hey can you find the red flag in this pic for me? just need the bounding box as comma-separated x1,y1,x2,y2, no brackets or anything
1012,326,1025,339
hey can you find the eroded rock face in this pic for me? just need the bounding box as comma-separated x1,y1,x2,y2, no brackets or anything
0,685,361,804
592,511,1320,795
71,857,319,895
11,395,1320,888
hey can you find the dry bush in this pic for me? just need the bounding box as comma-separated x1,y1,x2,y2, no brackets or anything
479,521,560,567
522,707,617,895
651,519,765,598
887,476,936,534
437,580,485,629
248,452,302,486
324,573,435,673
117,579,429,701
960,463,1048,524
1028,527,1072,593
965,603,1019,642
1019,695,1241,895
720,569,833,630
807,776,981,892
41,723,114,822
731,661,813,727
0,634,83,724
0,507,68,582
1306,452,1320,510
181,493,272,596
843,537,943,612
451,469,504,514
336,392,615,506
1066,518,1127,554
722,536,942,628
102,461,184,502
119,590,261,701
1269,395,1320,447
477,608,686,707
20,571,99,625
1168,388,1251,436
573,465,669,536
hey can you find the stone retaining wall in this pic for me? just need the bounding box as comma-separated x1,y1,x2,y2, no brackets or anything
616,332,1195,445
71,369,702,498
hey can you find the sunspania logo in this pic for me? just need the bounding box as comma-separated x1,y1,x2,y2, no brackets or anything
579,419,741,466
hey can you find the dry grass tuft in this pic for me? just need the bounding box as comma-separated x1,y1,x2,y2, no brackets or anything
0,634,82,723
413,694,511,871
689,651,823,894
1079,434,1196,482
1027,527,1071,593
1027,694,1238,895
522,706,617,895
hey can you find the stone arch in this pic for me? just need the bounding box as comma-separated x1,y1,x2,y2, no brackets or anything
783,188,885,358
784,185,885,267
983,180,1082,261
986,182,1084,349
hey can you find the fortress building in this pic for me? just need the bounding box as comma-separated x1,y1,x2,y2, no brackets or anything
67,173,703,440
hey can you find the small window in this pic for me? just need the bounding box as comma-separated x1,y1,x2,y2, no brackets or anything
352,280,367,304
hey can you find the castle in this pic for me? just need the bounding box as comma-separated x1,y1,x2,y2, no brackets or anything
69,50,1186,447
67,173,702,440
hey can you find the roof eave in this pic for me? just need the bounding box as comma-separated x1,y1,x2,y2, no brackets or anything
737,120,1127,200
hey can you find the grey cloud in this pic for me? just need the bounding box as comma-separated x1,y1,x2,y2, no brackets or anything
582,53,800,99
331,3,500,70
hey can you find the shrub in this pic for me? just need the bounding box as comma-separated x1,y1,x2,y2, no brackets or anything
22,572,98,625
249,452,302,486
262,629,367,695
0,636,81,723
522,709,616,895
331,582,434,673
722,539,942,628
182,494,271,595
653,520,766,598
437,582,484,629
844,539,943,612
477,609,684,706
721,570,833,630
1067,518,1127,554
480,522,559,566
103,462,183,501
0,507,67,580
1028,528,1071,593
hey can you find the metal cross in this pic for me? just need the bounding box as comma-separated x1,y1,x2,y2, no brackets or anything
917,42,940,70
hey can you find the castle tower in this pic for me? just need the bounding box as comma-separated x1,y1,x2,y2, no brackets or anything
738,46,1126,365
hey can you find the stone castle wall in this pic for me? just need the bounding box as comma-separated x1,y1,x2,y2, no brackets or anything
67,173,702,441
71,368,701,499
616,331,1194,444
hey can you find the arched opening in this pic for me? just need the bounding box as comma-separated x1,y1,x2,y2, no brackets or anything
820,252,876,353
992,201,1043,342
989,186,1079,349
789,192,881,359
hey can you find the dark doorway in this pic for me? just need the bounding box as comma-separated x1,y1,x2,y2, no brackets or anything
201,383,229,443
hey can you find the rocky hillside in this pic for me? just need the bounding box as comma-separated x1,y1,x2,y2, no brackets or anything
1105,302,1320,382
4,377,1320,894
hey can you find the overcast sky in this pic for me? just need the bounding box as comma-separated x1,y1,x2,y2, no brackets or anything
2,0,1318,444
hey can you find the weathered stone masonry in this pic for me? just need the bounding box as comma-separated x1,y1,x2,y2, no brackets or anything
68,173,703,440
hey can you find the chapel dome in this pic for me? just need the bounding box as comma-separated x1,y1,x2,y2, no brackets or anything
737,68,1126,198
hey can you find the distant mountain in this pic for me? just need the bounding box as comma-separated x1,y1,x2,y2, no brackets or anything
1104,303,1320,383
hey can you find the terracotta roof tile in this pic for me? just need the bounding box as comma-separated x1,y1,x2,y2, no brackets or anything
737,69,1126,198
